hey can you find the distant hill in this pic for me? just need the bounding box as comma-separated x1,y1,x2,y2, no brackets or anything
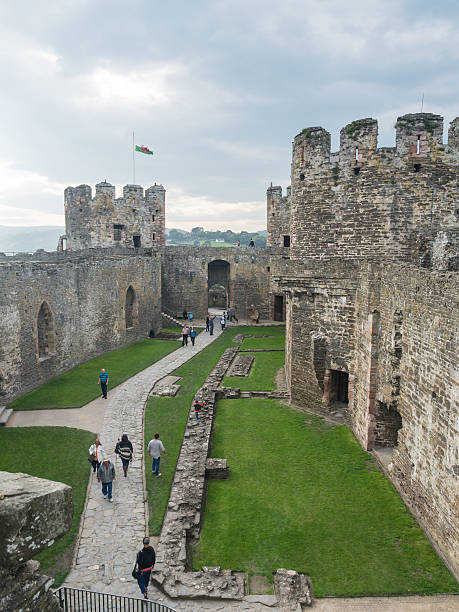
0,226,64,254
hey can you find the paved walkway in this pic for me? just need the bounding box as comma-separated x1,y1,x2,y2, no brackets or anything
7,395,106,433
62,327,458,612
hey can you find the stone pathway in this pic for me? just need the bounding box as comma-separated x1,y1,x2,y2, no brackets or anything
63,328,458,612
7,395,106,433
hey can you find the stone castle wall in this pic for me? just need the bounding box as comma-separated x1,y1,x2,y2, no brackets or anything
267,184,291,247
273,256,458,577
0,248,162,402
352,262,458,574
289,114,459,269
161,246,286,320
64,181,166,250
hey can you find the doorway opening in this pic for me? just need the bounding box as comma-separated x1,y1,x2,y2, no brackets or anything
133,235,141,248
208,284,227,308
273,295,284,321
329,370,349,404
208,260,230,309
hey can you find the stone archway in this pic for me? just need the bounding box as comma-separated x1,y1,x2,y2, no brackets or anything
208,283,227,308
125,285,138,329
208,260,230,309
37,301,56,359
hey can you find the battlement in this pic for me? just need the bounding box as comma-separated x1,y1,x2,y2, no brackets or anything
64,180,166,250
293,114,458,176
289,113,459,267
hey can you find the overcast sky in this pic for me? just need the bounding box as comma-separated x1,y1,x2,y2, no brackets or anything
0,0,458,231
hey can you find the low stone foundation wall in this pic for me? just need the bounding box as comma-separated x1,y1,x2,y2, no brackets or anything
151,347,312,607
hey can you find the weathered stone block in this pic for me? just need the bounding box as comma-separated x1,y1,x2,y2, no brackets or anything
0,471,73,567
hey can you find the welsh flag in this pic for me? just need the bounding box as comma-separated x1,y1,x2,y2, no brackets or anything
135,145,153,155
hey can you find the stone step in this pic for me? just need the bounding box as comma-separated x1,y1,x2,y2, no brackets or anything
0,407,13,426
161,311,182,327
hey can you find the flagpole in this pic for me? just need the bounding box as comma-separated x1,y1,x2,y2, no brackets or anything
132,131,135,184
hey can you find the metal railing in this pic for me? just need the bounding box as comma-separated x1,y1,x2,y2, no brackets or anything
55,587,177,612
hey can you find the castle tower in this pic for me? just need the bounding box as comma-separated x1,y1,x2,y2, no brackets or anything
287,114,458,269
63,181,167,250
267,184,291,247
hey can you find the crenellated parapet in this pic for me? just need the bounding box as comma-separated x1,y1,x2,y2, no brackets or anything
289,113,459,268
64,180,166,250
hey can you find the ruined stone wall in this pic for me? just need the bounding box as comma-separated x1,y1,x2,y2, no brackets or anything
161,246,285,320
351,262,458,576
271,258,359,411
64,181,166,250
267,184,291,248
0,248,162,402
290,114,458,270
276,255,458,577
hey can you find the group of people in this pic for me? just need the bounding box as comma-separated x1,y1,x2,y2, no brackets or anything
88,434,134,501
88,431,165,599
181,324,198,347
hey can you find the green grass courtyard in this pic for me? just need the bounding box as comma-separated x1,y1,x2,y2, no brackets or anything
10,338,178,410
193,399,458,596
0,426,95,586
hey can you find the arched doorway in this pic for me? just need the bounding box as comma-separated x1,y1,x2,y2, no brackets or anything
208,283,227,308
208,260,230,309
37,301,56,359
125,286,138,328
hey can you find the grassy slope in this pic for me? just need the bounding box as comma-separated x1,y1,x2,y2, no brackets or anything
193,399,458,596
223,351,285,390
0,426,95,586
10,339,178,410
145,326,252,533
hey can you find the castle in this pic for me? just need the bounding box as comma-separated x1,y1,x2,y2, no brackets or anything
0,112,457,579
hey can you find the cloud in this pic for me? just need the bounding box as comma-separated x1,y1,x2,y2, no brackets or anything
0,203,64,227
0,160,68,226
0,29,61,78
73,63,183,110
208,139,286,162
165,185,265,232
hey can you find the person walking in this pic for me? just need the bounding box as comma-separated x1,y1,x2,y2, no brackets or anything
182,324,189,347
220,314,226,331
97,456,115,502
249,238,255,247
147,433,166,477
190,327,197,346
182,309,187,320
209,315,215,335
135,537,156,599
89,438,103,473
205,315,210,332
193,399,204,422
188,312,193,323
114,434,133,477
97,368,109,399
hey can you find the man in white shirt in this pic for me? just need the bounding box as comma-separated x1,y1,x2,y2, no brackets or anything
147,433,166,477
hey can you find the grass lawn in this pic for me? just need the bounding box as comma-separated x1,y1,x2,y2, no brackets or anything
222,351,285,390
10,339,178,410
193,399,458,597
0,426,95,586
240,326,286,350
145,326,259,534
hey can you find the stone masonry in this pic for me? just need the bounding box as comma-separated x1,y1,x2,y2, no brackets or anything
272,113,458,578
0,471,73,611
63,181,166,250
0,248,162,403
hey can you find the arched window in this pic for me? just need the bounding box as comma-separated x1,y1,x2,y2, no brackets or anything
125,286,138,329
37,301,56,359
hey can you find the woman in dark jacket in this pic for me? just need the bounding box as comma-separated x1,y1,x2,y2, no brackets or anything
114,433,133,477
